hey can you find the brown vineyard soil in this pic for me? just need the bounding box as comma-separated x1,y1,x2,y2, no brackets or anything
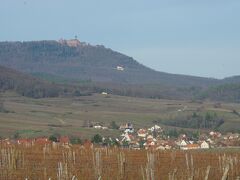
0,144,240,180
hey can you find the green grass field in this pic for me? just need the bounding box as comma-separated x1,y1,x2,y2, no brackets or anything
0,91,240,139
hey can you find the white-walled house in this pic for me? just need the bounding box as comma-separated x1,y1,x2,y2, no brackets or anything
179,140,187,150
147,135,154,140
116,66,124,71
124,129,134,133
121,133,131,142
121,133,134,142
180,140,188,146
93,125,102,129
148,125,162,132
200,141,210,149
137,129,148,138
120,123,134,133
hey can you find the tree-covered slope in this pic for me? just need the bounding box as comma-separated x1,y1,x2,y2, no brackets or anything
0,40,219,87
200,83,240,103
0,65,62,98
1,40,240,102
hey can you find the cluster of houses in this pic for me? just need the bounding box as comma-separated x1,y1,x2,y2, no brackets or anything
84,121,240,150
1,123,240,150
115,123,240,150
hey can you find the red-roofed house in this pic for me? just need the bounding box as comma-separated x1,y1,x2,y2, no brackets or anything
59,136,70,145
137,129,148,138
17,139,32,145
35,137,51,145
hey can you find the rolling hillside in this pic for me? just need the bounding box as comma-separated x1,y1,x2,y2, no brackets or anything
0,65,93,98
0,40,219,87
0,65,62,98
0,40,240,102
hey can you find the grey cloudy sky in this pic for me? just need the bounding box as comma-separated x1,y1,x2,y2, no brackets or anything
1,0,240,78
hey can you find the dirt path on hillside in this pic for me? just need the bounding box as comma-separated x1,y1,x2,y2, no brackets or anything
54,117,66,125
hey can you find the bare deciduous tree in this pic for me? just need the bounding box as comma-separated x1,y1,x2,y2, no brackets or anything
0,99,4,112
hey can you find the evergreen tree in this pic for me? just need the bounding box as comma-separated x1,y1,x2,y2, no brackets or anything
91,134,103,144
109,121,119,129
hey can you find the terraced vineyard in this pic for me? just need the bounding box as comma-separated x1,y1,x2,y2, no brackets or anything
1,92,240,139
0,144,240,179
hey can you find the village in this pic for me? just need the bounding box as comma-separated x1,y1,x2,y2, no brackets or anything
100,123,240,150
1,122,240,151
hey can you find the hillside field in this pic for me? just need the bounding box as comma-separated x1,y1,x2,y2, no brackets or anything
1,92,240,139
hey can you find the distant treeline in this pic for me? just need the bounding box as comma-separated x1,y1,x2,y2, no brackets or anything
198,83,240,103
92,82,240,103
0,66,93,98
157,112,225,130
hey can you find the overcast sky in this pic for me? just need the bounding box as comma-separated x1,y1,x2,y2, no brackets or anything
1,0,240,79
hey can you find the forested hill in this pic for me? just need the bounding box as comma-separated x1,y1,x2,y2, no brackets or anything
200,83,240,103
1,40,240,102
0,65,63,98
0,40,219,87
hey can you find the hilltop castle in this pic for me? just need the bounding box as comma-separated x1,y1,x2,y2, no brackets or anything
58,38,87,47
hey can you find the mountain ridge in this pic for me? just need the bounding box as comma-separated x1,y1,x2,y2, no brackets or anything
1,40,240,102
0,40,223,87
